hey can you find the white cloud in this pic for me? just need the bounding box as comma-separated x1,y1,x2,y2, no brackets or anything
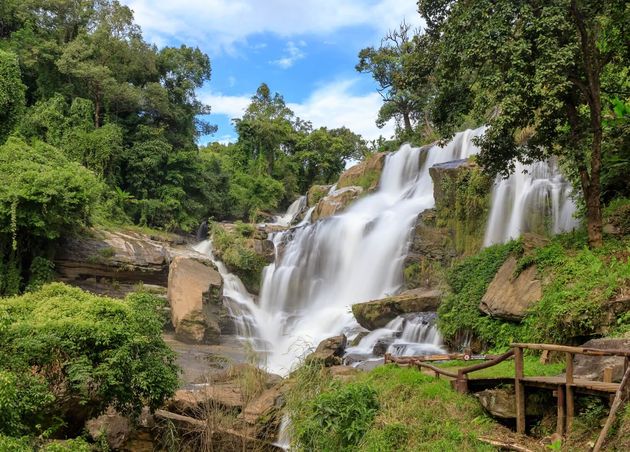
120,0,423,52
271,40,306,69
203,79,394,141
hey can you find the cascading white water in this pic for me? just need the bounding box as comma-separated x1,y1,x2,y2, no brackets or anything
272,196,307,227
249,128,485,374
484,159,578,245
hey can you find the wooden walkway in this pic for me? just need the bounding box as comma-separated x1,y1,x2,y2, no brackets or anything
385,342,630,449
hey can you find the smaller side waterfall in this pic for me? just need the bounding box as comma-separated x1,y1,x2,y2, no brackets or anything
272,196,307,227
484,159,578,245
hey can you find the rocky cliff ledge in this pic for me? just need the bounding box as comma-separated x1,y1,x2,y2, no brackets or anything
55,228,189,297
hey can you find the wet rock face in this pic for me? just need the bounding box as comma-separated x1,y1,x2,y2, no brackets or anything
310,186,364,222
55,229,176,297
573,338,630,382
351,289,442,330
168,256,224,344
479,256,542,321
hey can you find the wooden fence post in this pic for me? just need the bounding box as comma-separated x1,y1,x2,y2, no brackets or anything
514,346,526,434
565,352,575,432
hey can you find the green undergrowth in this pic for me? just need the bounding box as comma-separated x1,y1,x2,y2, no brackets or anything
439,231,630,350
0,435,92,452
286,362,497,451
436,355,565,379
211,221,267,293
0,283,178,439
438,240,522,349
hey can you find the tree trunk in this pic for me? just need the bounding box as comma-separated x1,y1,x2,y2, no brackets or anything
402,111,412,133
585,183,603,248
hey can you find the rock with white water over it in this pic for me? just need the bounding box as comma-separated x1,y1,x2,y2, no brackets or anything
573,338,630,382
480,256,542,321
310,186,363,221
352,289,442,330
168,256,223,344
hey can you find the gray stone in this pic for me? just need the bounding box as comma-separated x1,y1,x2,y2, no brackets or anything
573,338,630,382
480,256,542,321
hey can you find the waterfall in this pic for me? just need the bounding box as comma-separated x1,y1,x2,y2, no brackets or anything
483,159,578,245
249,128,485,374
272,196,307,227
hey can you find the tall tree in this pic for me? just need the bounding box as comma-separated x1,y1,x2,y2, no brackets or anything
0,50,26,144
356,21,427,136
419,0,630,247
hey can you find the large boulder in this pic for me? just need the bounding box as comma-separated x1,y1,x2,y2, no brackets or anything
307,184,332,207
55,228,177,297
475,388,546,419
479,256,542,321
573,338,630,382
352,289,442,330
85,407,132,450
168,256,223,344
311,186,363,222
337,152,386,191
306,335,347,366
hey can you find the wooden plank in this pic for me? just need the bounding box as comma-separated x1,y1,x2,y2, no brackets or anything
520,377,620,393
556,385,566,436
593,365,630,452
511,343,630,357
514,347,526,435
540,350,550,364
565,352,574,384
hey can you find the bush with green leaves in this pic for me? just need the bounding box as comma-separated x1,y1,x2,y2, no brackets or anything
438,240,523,349
0,283,178,437
0,138,101,294
0,49,25,144
211,222,267,293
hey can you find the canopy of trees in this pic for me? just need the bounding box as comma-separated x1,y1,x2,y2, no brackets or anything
358,0,630,247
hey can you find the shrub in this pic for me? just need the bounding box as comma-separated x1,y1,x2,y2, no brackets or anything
0,284,178,437
438,240,522,348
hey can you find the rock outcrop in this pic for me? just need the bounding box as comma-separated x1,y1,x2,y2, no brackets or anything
55,228,179,297
311,186,363,222
306,335,347,366
479,257,542,321
307,184,332,207
475,388,545,419
168,256,224,344
573,338,630,382
85,407,132,450
352,289,442,330
337,152,386,191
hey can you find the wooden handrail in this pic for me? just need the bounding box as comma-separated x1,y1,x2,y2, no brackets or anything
458,349,515,376
511,343,630,357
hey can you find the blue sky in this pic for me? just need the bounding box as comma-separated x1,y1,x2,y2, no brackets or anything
120,0,423,145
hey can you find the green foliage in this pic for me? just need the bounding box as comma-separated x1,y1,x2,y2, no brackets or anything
0,283,178,437
295,383,379,451
0,434,32,452
0,49,25,143
438,240,523,348
26,257,54,291
211,223,267,293
418,0,630,247
287,363,497,451
523,237,630,342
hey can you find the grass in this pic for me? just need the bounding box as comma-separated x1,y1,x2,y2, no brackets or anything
286,362,505,451
435,355,565,379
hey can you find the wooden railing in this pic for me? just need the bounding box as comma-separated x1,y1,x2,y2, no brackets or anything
385,342,630,448
511,343,630,437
